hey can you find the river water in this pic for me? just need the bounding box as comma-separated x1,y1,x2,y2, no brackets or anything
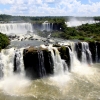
0,39,100,100
0,22,100,100
0,63,100,100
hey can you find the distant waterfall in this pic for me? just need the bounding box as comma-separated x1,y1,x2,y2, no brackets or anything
66,20,97,27
42,22,53,31
0,23,33,35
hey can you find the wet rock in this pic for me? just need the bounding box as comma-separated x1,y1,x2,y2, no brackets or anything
75,42,82,61
96,42,100,62
14,50,21,73
23,47,54,79
58,46,71,71
89,42,96,62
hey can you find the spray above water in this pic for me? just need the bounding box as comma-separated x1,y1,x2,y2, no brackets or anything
0,23,33,35
0,39,100,99
0,48,31,96
66,18,97,27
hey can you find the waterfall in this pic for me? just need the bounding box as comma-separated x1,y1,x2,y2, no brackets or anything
49,46,68,75
59,41,93,68
66,46,73,70
0,53,4,78
42,21,53,31
62,60,68,73
51,23,53,31
81,42,92,64
85,43,92,64
96,45,98,62
14,49,21,73
0,48,24,78
37,50,46,77
0,23,33,35
0,41,96,79
81,42,87,63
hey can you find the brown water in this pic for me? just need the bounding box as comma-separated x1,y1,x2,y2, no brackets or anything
0,63,100,100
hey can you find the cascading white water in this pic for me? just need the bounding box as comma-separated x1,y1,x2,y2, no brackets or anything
42,21,52,31
14,49,21,72
37,50,46,77
66,46,73,70
0,53,4,78
96,45,98,62
81,42,87,63
0,48,30,95
0,42,99,99
0,23,33,35
48,46,68,75
81,42,92,64
0,42,93,78
59,41,93,70
0,48,24,78
85,42,92,64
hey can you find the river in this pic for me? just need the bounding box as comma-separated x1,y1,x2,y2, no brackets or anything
0,63,99,100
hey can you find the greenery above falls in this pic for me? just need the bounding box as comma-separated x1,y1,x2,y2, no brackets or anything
0,33,10,51
38,21,100,42
0,14,100,42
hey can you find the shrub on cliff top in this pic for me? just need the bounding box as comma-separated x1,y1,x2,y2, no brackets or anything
0,32,10,51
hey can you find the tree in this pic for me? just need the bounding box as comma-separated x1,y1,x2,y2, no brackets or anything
0,32,10,51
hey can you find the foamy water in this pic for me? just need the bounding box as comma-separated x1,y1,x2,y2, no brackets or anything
0,64,99,100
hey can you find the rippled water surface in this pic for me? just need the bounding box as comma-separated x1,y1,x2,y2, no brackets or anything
0,63,100,100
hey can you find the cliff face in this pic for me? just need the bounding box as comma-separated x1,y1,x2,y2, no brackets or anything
20,42,100,79
33,23,62,31
89,42,100,63
23,47,54,79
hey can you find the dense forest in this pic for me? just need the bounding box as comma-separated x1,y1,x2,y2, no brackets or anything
0,33,10,51
0,14,100,23
0,14,100,42
50,22,100,42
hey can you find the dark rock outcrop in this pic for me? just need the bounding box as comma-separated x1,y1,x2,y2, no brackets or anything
14,50,21,73
58,46,71,71
75,42,82,61
22,41,100,79
89,42,96,62
23,46,54,79
96,42,100,62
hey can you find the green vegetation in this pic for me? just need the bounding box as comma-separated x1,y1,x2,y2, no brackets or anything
0,14,100,42
0,33,10,51
36,18,100,42
51,22,100,42
0,14,99,23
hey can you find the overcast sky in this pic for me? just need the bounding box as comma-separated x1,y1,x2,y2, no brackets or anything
0,0,100,16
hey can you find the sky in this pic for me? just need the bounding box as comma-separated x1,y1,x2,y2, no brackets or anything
0,0,100,16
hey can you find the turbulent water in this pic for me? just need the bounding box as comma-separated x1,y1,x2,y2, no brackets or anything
0,46,100,100
0,23,100,100
0,63,100,100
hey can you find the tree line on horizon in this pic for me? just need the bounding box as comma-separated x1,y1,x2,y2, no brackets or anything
0,14,100,23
